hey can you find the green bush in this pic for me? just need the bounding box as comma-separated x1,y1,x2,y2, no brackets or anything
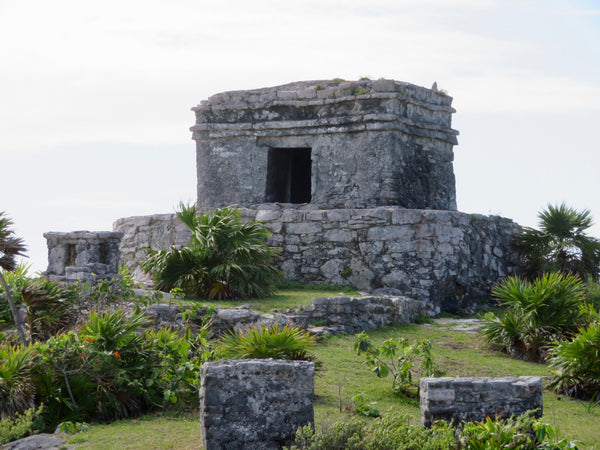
548,318,600,401
0,405,44,445
481,272,587,362
285,414,455,450
285,412,579,450
220,323,316,360
354,331,445,396
22,279,78,342
0,344,35,417
23,309,204,428
141,204,283,299
0,263,32,324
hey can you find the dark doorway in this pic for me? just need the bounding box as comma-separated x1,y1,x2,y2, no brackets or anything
266,148,312,203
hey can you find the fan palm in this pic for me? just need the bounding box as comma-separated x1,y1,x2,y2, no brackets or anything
141,204,283,299
515,203,600,281
0,212,28,345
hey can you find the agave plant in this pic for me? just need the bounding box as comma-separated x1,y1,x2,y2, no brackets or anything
0,212,28,345
141,204,283,299
220,323,315,360
515,203,600,281
481,272,587,362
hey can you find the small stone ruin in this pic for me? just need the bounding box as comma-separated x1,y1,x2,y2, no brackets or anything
44,231,123,283
200,359,315,449
420,376,543,427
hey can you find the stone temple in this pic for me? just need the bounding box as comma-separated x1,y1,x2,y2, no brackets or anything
114,79,521,313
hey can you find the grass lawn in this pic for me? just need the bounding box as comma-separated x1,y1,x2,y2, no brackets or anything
164,283,360,313
67,319,600,449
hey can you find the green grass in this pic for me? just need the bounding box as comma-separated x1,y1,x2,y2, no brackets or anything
67,412,201,449
313,325,600,448
66,321,600,449
166,284,360,313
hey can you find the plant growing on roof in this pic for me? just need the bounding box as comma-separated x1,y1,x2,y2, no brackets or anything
141,204,283,299
0,212,28,345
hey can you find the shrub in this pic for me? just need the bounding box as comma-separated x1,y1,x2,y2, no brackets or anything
0,263,32,324
0,405,44,445
458,412,579,449
220,323,315,360
141,204,283,299
27,309,204,428
481,272,587,362
285,414,455,450
285,412,579,450
0,212,28,345
548,318,600,401
354,331,445,396
0,344,35,417
22,279,78,342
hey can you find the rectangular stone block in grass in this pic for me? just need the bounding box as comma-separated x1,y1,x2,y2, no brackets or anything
200,359,314,449
420,376,543,427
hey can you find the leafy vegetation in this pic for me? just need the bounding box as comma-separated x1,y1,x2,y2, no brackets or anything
548,316,600,401
285,411,579,450
0,211,28,344
515,203,600,281
22,279,78,342
0,405,44,445
354,331,445,395
141,204,283,299
481,272,587,362
220,323,315,360
0,263,32,324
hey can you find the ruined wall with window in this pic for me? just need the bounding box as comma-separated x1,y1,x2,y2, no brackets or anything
191,79,457,211
44,231,123,283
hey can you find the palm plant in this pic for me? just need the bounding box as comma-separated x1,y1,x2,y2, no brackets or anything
0,344,35,418
220,323,315,360
0,212,28,345
481,272,587,362
548,318,600,400
515,203,600,281
21,280,77,342
141,204,283,299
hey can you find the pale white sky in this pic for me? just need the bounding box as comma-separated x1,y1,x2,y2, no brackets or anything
1,0,600,272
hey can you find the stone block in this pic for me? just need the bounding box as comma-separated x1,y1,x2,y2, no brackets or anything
200,359,314,449
420,377,543,427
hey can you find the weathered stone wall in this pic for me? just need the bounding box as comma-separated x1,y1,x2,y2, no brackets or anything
44,231,123,283
420,376,543,427
191,79,459,211
200,359,314,449
145,295,431,337
112,214,191,277
114,206,520,312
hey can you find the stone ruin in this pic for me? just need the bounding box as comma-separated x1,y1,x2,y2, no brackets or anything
114,79,521,313
420,376,543,427
44,231,123,283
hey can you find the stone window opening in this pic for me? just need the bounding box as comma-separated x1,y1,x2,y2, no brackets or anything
266,147,312,203
66,244,76,266
99,243,110,265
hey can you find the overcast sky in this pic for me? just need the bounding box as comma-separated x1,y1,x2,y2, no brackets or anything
2,0,600,272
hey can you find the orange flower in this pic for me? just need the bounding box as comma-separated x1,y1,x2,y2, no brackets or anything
114,351,120,359
50,349,54,353
32,352,37,356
